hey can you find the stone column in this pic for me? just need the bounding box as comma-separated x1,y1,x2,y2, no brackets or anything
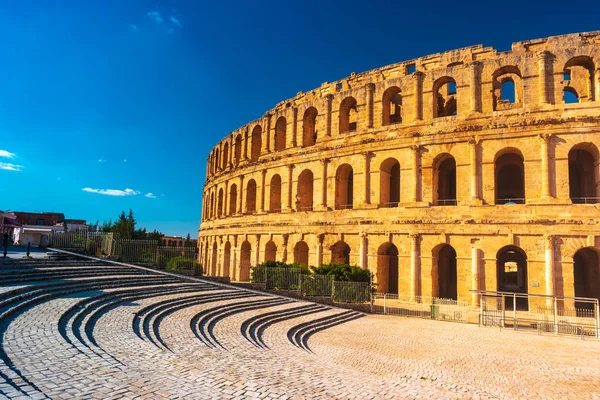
471,244,480,306
316,234,325,267
243,127,249,161
291,107,298,147
223,179,229,216
366,83,375,128
537,51,550,105
325,94,333,137
469,61,482,113
320,158,329,210
539,133,553,199
232,236,238,281
412,72,424,121
262,113,271,154
409,233,420,300
595,68,600,102
254,235,261,267
410,145,422,202
359,232,368,270
469,137,481,203
362,151,371,206
544,235,555,306
217,236,223,276
206,157,210,180
286,164,294,211
282,234,289,263
259,169,267,213
237,176,244,214
228,135,234,168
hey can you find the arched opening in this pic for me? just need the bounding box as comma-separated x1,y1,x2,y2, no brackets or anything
382,86,402,125
433,155,456,206
223,242,231,277
222,143,229,169
302,107,318,147
495,151,525,204
234,134,242,165
217,188,224,217
210,192,214,219
379,158,400,207
331,241,351,265
492,66,523,110
573,247,600,309
433,77,457,118
229,184,238,215
251,125,262,162
433,244,457,300
294,241,309,267
339,97,358,133
296,169,314,211
269,174,282,213
497,246,528,310
215,151,220,172
240,241,251,281
274,117,287,151
569,145,599,204
564,56,595,103
265,240,277,262
335,164,354,210
377,243,398,294
246,179,257,214
211,242,218,276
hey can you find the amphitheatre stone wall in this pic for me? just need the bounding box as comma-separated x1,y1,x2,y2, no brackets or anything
198,32,600,307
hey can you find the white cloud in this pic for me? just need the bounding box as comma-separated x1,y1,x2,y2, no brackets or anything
147,11,163,23
82,187,140,196
129,24,138,32
145,192,157,199
169,16,182,27
98,158,106,163
0,150,15,158
0,162,23,172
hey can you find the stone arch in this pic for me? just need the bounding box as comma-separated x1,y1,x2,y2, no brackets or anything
269,174,282,213
294,241,309,267
251,125,262,162
302,107,318,147
222,142,229,169
377,242,398,294
274,117,287,151
564,56,595,103
433,76,457,118
497,245,528,310
229,183,238,215
223,241,231,277
335,164,354,210
568,142,600,203
379,158,400,207
297,169,314,211
217,188,224,217
215,150,220,172
494,148,525,204
210,192,215,219
265,240,277,262
330,241,350,265
573,247,600,308
432,244,457,300
339,96,358,133
246,179,257,213
240,240,251,281
234,134,242,165
492,66,523,110
211,241,218,276
382,86,402,125
432,153,456,206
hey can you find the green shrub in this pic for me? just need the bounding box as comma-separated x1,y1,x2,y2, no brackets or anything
250,261,309,283
165,256,200,272
310,263,372,282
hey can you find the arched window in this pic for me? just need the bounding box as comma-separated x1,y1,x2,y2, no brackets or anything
222,143,229,169
339,97,358,133
210,192,214,219
564,87,579,104
564,56,595,103
492,66,523,111
251,125,262,162
377,243,398,294
217,188,224,217
265,240,277,262
433,244,457,300
335,164,354,210
433,154,456,206
569,144,599,203
223,242,231,277
379,158,400,207
294,241,309,267
497,246,528,310
269,174,282,213
302,107,318,147
215,151,220,172
331,241,350,265
229,184,238,215
240,241,251,281
234,134,242,165
274,117,287,151
246,179,257,213
297,169,314,211
433,77,457,118
382,87,402,125
211,242,218,276
495,150,525,204
573,247,600,308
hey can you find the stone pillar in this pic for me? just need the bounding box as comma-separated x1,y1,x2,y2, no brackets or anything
366,83,375,128
469,137,481,203
469,61,482,113
359,232,368,270
409,233,420,300
232,236,238,281
471,244,480,306
544,235,555,306
362,151,371,206
227,136,233,168
205,157,210,180
223,179,229,216
291,107,298,147
217,236,223,276
237,176,244,214
320,158,329,210
282,234,289,263
286,164,294,211
537,51,550,105
262,114,271,154
412,72,424,121
316,234,324,267
595,68,600,102
325,94,333,137
410,145,422,202
243,127,249,161
254,235,261,266
259,169,266,213
539,133,553,199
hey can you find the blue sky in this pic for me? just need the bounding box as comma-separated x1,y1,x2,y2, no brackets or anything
0,1,598,238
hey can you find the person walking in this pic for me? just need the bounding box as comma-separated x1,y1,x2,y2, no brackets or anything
3,231,9,257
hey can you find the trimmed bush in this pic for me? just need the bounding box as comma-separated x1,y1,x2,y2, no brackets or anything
166,256,200,272
250,261,308,283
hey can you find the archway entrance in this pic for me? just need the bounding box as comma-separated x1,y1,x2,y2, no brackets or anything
434,244,457,300
497,246,528,310
331,241,350,265
294,241,309,267
223,242,231,277
240,241,251,282
573,247,600,309
377,243,398,294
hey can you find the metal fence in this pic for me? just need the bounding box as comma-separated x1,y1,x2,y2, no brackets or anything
49,231,116,256
333,281,371,304
157,246,198,269
300,274,334,297
372,294,469,323
265,268,302,290
117,240,158,264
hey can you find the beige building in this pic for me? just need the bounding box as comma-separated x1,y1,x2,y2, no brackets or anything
198,32,600,309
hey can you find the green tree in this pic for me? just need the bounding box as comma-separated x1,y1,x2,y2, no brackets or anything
184,233,192,247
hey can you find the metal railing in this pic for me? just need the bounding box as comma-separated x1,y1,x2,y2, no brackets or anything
332,281,371,304
157,246,198,270
571,197,600,204
117,240,158,264
49,231,116,256
300,274,334,297
372,293,469,323
495,198,525,205
433,199,457,206
265,267,302,290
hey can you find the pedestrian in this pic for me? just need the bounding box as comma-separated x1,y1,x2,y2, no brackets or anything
3,230,9,257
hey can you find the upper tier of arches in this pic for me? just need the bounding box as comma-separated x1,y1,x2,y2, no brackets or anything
205,32,600,179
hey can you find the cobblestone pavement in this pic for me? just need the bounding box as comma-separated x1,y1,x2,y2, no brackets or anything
0,256,599,399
